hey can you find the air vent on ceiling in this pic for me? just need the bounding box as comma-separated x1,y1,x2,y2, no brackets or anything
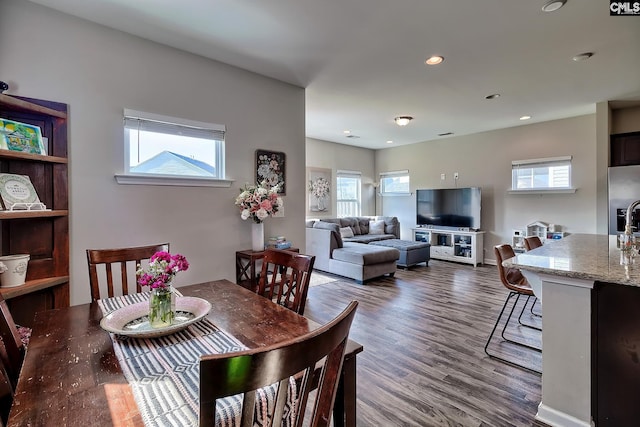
438,132,454,137
345,134,360,139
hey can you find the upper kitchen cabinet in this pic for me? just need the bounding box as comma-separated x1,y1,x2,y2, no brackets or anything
610,131,640,167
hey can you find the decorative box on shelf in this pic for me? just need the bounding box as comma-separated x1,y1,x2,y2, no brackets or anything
547,231,565,240
266,236,291,250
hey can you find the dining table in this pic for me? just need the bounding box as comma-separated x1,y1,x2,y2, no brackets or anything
6,279,363,427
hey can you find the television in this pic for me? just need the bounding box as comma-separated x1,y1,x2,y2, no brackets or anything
416,187,481,230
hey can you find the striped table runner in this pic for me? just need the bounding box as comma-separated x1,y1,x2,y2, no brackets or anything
98,292,297,427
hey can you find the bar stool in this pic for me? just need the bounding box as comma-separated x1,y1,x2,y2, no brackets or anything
524,236,543,251
484,244,541,374
523,236,543,316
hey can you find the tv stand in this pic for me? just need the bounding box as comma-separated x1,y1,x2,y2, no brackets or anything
413,228,484,267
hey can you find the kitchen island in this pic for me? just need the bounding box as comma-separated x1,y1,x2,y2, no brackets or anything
504,233,640,427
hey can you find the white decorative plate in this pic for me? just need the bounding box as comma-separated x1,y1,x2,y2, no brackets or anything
100,296,212,339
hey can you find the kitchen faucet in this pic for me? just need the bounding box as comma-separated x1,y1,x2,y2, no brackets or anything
617,200,640,258
624,199,640,236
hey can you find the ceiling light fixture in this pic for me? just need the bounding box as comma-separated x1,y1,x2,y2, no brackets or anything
425,56,444,65
485,94,501,100
394,116,413,126
386,140,394,144
343,130,351,134
572,52,593,62
542,0,566,12
520,115,531,121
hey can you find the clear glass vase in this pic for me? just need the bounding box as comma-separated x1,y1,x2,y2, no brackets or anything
149,286,175,328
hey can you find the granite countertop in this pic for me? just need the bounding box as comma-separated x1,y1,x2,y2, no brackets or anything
503,233,640,286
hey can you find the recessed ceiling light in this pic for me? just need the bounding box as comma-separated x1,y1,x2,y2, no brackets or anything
386,140,394,144
520,115,531,121
572,52,593,62
485,94,501,100
542,0,566,12
394,116,413,126
425,56,444,65
343,130,351,134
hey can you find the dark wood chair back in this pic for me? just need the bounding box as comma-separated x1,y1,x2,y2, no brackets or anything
0,293,25,395
524,236,543,251
86,243,169,302
494,244,534,295
199,300,358,427
257,249,315,315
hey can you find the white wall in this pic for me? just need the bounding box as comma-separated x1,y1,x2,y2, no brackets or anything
375,115,598,263
0,0,306,305
612,106,640,134
305,138,376,217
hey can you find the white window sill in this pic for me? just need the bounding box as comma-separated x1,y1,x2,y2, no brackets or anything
114,174,234,187
380,192,413,197
508,188,577,195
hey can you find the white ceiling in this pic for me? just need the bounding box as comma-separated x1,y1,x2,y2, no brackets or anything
28,0,640,149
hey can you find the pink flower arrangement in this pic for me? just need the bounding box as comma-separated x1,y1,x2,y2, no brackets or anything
136,251,189,290
234,180,281,224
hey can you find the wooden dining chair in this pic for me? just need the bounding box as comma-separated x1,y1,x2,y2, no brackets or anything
256,248,316,315
86,243,169,302
484,244,541,374
0,293,27,396
199,300,358,427
524,236,543,251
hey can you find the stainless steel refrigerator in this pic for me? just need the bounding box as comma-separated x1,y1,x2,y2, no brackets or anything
608,165,640,235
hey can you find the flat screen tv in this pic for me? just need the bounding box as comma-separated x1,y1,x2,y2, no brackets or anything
416,187,481,230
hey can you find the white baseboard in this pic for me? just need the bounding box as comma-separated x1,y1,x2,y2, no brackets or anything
536,403,594,427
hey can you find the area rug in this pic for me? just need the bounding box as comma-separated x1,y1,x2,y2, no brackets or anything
309,271,341,287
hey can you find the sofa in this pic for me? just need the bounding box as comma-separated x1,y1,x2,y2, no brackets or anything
305,216,401,284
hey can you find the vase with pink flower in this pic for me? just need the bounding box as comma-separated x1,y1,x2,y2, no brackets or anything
137,251,189,328
234,180,282,251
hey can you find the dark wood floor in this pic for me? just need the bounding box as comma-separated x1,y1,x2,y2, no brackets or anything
304,260,546,427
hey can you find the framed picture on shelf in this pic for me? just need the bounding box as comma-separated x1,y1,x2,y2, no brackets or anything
255,149,286,195
0,118,46,155
307,167,331,215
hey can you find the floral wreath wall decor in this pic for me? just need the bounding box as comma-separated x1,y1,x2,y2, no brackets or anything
307,167,331,215
255,149,285,195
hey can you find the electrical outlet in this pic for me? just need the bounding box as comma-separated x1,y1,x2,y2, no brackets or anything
454,172,459,180
440,173,446,180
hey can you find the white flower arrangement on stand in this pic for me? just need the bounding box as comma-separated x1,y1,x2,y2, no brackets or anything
235,180,282,251
235,180,281,224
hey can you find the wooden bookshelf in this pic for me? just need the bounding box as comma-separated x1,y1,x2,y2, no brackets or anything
0,94,69,326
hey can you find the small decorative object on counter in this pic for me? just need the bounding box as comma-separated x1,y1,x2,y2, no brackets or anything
137,251,189,328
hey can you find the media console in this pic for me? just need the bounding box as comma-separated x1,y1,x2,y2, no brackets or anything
413,228,484,267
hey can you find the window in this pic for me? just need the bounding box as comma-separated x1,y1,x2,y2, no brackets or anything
116,109,231,187
511,156,573,192
380,170,410,195
336,170,361,217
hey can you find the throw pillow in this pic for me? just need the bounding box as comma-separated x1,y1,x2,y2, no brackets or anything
339,226,354,238
369,220,385,235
